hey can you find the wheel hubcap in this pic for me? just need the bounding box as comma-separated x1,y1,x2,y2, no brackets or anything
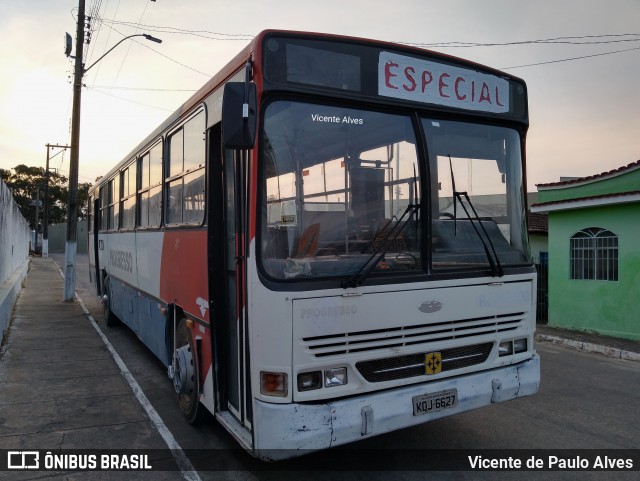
172,344,195,394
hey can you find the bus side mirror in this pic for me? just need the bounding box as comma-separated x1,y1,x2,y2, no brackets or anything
222,82,257,149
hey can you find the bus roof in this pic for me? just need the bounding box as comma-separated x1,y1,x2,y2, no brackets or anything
91,29,526,191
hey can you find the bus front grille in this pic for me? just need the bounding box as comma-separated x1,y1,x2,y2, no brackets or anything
356,342,493,382
301,312,524,358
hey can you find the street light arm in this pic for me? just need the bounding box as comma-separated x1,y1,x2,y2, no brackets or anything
83,33,162,74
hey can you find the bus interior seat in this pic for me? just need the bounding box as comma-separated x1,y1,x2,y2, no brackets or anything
293,223,320,257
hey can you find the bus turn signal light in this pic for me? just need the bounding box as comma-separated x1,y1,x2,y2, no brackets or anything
260,372,288,397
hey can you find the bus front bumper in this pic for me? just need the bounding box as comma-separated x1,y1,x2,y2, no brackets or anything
253,354,540,460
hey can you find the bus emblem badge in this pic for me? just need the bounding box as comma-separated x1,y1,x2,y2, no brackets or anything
419,301,442,313
425,352,442,374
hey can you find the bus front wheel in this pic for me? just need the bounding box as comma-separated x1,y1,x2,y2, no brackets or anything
102,277,119,327
173,318,206,424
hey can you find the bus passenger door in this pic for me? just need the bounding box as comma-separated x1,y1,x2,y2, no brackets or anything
209,123,252,431
92,197,102,296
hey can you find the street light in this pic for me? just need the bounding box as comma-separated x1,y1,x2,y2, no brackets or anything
63,0,162,301
83,33,163,74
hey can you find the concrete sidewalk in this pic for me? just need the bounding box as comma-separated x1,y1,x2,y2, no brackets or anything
0,257,182,478
536,323,640,362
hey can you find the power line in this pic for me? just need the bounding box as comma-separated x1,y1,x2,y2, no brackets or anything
405,33,640,48
111,0,151,89
95,22,640,76
134,38,212,77
75,23,640,111
398,32,640,70
83,0,103,66
90,85,198,92
84,0,120,87
101,22,212,77
54,166,99,184
87,86,174,111
83,17,640,49
501,45,640,70
99,18,254,40
88,38,640,100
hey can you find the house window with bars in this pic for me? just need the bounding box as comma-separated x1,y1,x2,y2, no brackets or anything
570,227,618,281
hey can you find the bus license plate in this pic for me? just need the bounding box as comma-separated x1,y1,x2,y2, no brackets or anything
412,389,458,416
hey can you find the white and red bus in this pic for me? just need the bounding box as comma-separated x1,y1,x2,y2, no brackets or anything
88,30,539,459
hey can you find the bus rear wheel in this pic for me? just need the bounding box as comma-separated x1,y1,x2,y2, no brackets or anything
173,319,206,424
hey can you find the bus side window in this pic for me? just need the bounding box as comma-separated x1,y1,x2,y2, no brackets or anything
166,110,206,225
99,185,107,232
138,141,163,228
121,161,137,230
108,175,120,230
88,194,93,233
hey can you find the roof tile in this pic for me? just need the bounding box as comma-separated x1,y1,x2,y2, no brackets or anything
537,159,640,188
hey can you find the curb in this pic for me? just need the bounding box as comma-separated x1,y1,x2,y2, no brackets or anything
0,258,30,348
536,333,640,362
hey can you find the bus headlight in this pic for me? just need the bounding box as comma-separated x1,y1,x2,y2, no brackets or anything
499,338,528,357
499,341,513,356
513,338,528,354
297,371,322,391
324,367,347,387
260,372,288,397
297,368,348,391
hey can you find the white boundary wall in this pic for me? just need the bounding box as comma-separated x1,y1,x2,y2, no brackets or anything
0,179,30,342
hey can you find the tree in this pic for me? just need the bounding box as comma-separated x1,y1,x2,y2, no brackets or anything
0,164,92,230
78,181,92,220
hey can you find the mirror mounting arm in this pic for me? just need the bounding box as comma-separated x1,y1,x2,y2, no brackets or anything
243,60,253,120
222,60,257,149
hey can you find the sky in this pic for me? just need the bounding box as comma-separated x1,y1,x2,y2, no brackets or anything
0,0,639,191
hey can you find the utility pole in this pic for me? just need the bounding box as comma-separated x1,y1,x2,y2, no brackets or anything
63,0,85,301
34,189,41,253
44,143,70,258
63,0,160,301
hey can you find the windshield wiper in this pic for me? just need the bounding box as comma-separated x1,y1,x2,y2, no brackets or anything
342,203,420,288
448,155,503,277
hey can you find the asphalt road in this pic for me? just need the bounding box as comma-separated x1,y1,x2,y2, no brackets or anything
51,254,640,481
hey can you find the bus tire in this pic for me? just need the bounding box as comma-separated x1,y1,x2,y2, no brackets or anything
174,318,206,424
102,277,119,327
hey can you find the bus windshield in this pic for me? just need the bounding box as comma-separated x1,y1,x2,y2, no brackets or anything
423,119,529,272
259,100,528,282
261,100,421,280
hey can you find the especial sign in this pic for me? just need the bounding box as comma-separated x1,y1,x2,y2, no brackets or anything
378,51,510,114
